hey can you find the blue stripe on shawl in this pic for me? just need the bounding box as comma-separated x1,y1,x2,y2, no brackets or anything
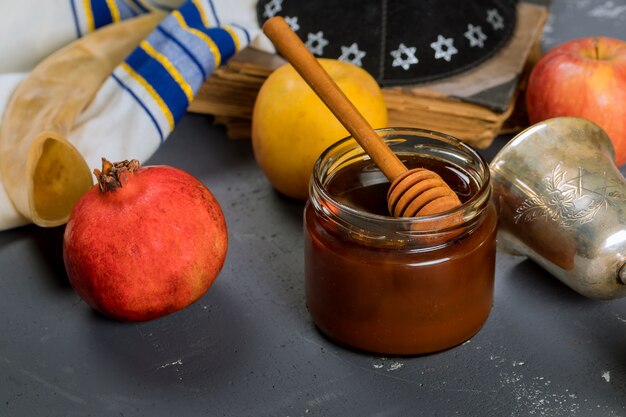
91,0,114,29
117,1,139,18
201,26,236,60
157,25,207,80
111,72,165,142
145,29,206,95
231,22,251,44
70,0,82,37
206,0,220,26
125,46,189,124
178,1,205,28
160,16,218,77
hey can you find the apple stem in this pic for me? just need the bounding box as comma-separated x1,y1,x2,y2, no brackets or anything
593,37,599,60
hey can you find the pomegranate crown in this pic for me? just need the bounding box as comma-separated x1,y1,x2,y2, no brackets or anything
93,158,140,192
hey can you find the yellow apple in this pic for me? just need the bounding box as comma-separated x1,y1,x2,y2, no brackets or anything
251,59,388,200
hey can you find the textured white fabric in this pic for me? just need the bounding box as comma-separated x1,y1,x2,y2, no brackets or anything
0,74,28,229
0,0,188,73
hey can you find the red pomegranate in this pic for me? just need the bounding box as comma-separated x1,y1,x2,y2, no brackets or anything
63,159,228,321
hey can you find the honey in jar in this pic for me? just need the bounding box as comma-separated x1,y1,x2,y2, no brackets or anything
304,128,497,355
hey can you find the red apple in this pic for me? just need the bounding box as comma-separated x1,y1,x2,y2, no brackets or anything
526,37,626,166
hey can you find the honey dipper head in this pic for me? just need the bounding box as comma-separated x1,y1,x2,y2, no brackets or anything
387,168,462,218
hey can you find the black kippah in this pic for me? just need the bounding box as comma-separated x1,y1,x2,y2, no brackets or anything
257,0,517,86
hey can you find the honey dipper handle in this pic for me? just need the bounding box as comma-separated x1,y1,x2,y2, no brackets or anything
262,16,407,182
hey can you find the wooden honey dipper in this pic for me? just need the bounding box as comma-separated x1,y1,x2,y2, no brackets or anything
263,17,461,218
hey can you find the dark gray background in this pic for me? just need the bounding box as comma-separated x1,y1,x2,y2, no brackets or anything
2,1,626,416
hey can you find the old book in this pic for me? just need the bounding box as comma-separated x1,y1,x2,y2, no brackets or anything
189,0,548,148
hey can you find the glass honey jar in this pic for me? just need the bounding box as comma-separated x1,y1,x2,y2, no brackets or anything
304,128,497,355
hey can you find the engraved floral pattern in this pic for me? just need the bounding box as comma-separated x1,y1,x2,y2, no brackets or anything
514,163,624,228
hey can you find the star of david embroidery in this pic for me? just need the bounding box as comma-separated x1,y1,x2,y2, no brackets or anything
263,0,283,18
305,31,329,55
390,43,418,70
284,16,300,32
464,24,487,48
486,8,504,30
338,43,366,66
430,35,458,62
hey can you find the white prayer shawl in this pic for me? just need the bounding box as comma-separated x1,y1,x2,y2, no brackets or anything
0,0,261,230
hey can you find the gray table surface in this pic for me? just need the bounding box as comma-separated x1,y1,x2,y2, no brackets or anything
2,1,626,416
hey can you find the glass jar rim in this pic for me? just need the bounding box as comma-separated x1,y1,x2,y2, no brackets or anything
310,127,492,238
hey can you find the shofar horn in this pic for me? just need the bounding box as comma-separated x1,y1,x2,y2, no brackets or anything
0,12,164,227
